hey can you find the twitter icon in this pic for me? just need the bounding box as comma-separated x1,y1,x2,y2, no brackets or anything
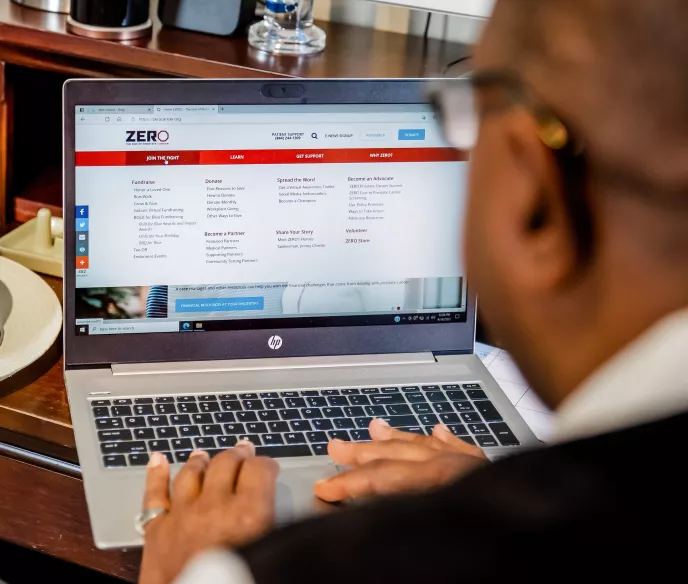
75,219,89,232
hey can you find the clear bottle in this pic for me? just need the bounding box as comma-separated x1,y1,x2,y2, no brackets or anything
248,0,326,55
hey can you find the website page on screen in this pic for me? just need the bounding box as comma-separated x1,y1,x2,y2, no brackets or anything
72,104,469,337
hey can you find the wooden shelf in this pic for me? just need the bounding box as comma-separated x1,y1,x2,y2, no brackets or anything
14,164,61,222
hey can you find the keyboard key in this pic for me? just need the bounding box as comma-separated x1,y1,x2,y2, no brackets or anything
113,399,133,405
156,427,178,438
103,455,126,468
129,453,149,466
247,423,268,434
92,406,110,418
293,391,312,397
440,413,461,424
192,413,214,424
321,390,340,396
327,396,349,406
172,438,193,450
454,402,475,412
202,424,224,436
489,423,520,446
467,390,488,400
177,396,197,402
155,397,175,403
311,443,328,455
285,432,306,444
370,394,404,405
98,429,132,442
134,428,155,440
448,424,469,436
260,392,279,399
101,441,147,454
460,436,476,446
400,426,425,435
179,425,201,437
433,402,453,413
240,393,259,400
341,389,360,395
290,420,312,432
175,451,192,463
412,403,433,414
349,395,371,406
133,405,154,416
312,419,333,431
264,399,285,410
96,418,123,430
381,387,400,394
476,402,503,422
418,414,439,426
255,445,312,458
323,407,344,418
170,414,191,425
237,411,258,423
214,412,236,424
461,412,482,424
217,436,238,448
285,398,306,408
355,417,373,428
178,403,199,414
263,434,285,446
328,430,350,441
147,416,169,427
468,423,490,435
219,394,238,401
365,405,386,417
386,404,412,416
258,410,279,422
133,398,152,404
405,393,427,404
198,395,218,402
334,418,355,430
421,385,440,391
384,415,420,428
344,406,365,418
111,405,132,417
351,429,371,441
463,383,481,390
307,396,327,408
401,386,420,392
224,424,246,435
220,400,242,412
160,452,174,463
201,402,221,413
361,388,380,394
194,437,216,449
442,384,461,390
302,408,322,419
476,435,499,447
426,392,446,403
237,435,262,446
268,421,289,433
280,409,302,421
307,431,328,443
126,417,148,428
150,440,170,452
242,400,262,410
92,400,111,406
447,390,468,402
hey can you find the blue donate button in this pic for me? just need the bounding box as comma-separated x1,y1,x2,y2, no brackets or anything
398,129,426,141
175,298,265,312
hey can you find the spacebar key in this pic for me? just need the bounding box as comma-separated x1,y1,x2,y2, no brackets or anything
256,445,313,458
380,415,418,428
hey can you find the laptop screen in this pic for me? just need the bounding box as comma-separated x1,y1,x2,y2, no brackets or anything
73,104,468,337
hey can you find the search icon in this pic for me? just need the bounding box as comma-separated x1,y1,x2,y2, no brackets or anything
311,132,318,139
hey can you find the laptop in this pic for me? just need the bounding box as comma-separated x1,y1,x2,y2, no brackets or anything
63,79,538,549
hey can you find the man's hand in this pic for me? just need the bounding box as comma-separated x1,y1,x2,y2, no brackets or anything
139,443,278,584
314,419,488,502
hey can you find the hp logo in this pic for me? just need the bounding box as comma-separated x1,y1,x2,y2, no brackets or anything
268,335,283,350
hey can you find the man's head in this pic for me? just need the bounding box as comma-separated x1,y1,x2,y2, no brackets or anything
463,0,688,407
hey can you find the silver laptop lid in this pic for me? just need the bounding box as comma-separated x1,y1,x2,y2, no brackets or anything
63,79,476,367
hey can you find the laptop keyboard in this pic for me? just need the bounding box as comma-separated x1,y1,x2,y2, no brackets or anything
91,383,521,469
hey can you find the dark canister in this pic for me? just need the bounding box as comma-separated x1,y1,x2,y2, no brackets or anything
67,0,152,40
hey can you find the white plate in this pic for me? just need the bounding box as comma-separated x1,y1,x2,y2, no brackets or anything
0,256,62,382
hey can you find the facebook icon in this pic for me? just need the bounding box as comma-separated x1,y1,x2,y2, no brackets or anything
76,206,89,218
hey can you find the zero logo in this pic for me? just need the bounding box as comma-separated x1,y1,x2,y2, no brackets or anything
268,335,283,350
157,130,169,143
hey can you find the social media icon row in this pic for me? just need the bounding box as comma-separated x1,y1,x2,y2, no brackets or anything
76,206,89,270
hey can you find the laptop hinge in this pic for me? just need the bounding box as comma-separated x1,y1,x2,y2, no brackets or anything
111,352,437,376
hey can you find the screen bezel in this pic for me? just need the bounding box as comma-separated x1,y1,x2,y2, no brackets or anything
64,79,475,368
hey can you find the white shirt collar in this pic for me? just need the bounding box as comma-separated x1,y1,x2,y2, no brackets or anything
554,308,688,443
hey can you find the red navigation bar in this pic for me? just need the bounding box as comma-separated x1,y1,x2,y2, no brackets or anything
75,148,467,167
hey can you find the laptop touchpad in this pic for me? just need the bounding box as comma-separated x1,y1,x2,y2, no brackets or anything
275,465,339,525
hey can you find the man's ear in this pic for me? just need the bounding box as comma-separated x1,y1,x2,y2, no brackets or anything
496,109,580,293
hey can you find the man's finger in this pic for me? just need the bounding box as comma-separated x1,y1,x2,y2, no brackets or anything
368,419,445,450
432,424,488,458
328,437,439,467
232,457,280,539
143,452,171,512
202,441,255,501
171,450,210,506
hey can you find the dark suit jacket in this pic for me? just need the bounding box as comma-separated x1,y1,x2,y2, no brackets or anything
240,413,687,581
